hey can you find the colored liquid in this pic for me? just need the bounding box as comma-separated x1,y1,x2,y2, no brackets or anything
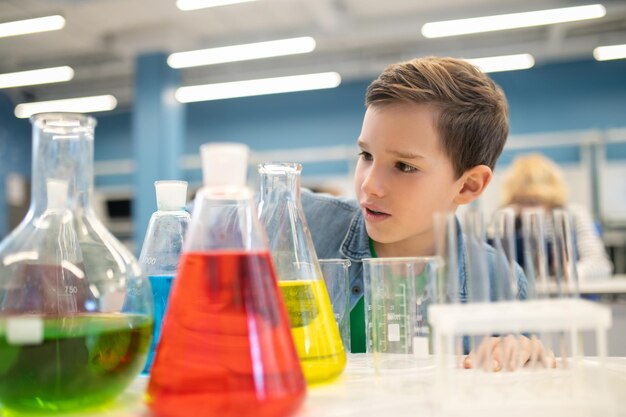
0,313,151,413
143,275,174,374
147,251,306,417
279,279,346,384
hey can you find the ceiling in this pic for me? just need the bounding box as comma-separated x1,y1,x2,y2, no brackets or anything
1,0,625,110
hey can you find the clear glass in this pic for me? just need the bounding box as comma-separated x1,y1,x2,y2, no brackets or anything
463,209,490,303
433,212,460,304
363,257,438,372
552,209,579,298
521,207,549,299
0,113,152,414
147,154,305,417
491,208,518,301
318,259,351,352
139,181,190,374
257,162,346,385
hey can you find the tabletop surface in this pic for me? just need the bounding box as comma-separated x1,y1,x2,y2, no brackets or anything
3,354,625,417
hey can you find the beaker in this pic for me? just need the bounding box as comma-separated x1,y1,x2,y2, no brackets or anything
138,180,190,374
147,144,306,417
0,113,152,414
319,259,351,352
363,257,438,372
257,162,346,385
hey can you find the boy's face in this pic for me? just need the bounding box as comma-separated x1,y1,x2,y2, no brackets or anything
355,103,464,254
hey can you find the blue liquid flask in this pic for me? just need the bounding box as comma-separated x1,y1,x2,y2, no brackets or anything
138,180,190,373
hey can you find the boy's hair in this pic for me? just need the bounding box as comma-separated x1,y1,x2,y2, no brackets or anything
365,56,509,178
501,153,568,209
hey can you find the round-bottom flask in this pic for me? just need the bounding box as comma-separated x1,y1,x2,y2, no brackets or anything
0,113,152,413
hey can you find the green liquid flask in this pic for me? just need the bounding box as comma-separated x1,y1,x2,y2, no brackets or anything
0,113,153,414
258,162,346,385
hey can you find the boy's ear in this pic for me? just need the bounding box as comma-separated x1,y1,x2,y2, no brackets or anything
453,165,493,205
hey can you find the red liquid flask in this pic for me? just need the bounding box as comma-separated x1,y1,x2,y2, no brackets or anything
147,143,306,417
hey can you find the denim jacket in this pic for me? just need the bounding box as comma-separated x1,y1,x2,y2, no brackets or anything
301,190,528,311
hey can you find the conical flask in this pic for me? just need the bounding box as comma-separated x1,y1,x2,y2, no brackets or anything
138,180,190,374
257,162,346,384
147,144,306,417
0,113,152,414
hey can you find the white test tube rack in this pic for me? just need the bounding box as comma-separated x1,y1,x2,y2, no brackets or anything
428,298,615,416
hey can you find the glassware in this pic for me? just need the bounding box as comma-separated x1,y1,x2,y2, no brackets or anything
257,162,346,385
318,259,351,352
138,180,190,374
521,207,549,299
433,212,460,305
491,208,518,301
0,113,152,414
147,144,305,417
552,209,579,298
363,257,438,372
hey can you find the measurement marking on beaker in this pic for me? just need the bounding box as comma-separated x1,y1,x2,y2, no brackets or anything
64,285,78,295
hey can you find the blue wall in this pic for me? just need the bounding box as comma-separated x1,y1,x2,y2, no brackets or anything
92,58,626,171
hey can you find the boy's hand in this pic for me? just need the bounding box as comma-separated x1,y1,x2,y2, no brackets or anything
462,335,557,371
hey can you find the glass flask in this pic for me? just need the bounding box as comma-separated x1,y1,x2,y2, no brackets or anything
257,162,346,385
0,113,152,414
138,180,190,374
147,144,306,417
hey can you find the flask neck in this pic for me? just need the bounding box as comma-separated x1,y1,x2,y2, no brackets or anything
29,113,96,214
259,166,301,204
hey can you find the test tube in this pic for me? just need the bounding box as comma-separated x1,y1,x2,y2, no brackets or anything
492,208,518,301
521,207,550,299
552,209,580,298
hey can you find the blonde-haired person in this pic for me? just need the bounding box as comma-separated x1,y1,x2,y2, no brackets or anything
501,153,613,281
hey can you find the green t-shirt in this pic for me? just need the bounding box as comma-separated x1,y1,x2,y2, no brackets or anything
348,239,378,353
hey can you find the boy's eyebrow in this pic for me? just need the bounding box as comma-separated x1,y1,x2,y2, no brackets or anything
357,140,424,160
389,149,424,160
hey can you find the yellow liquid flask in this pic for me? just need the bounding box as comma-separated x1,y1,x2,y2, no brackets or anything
0,113,152,414
258,163,346,384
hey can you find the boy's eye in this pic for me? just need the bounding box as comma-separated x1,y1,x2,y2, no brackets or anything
358,151,373,161
396,162,418,173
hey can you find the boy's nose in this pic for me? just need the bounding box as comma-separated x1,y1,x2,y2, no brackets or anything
361,167,385,198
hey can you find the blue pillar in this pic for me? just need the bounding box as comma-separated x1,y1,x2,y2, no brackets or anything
0,93,30,239
132,52,184,253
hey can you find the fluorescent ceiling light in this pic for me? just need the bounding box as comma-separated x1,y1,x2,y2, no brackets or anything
0,15,65,39
176,72,341,103
168,37,316,68
422,4,606,38
14,95,118,119
593,44,626,61
177,0,257,11
0,66,74,89
466,54,535,73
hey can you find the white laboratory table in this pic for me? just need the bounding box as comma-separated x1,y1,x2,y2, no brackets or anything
4,354,624,417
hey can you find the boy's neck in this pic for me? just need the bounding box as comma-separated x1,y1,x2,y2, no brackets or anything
372,231,435,258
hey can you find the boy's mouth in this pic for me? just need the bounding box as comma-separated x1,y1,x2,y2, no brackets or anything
362,205,391,222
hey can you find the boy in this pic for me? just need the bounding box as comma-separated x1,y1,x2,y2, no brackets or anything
302,56,542,370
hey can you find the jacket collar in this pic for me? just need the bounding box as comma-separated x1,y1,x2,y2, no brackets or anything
340,211,467,296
